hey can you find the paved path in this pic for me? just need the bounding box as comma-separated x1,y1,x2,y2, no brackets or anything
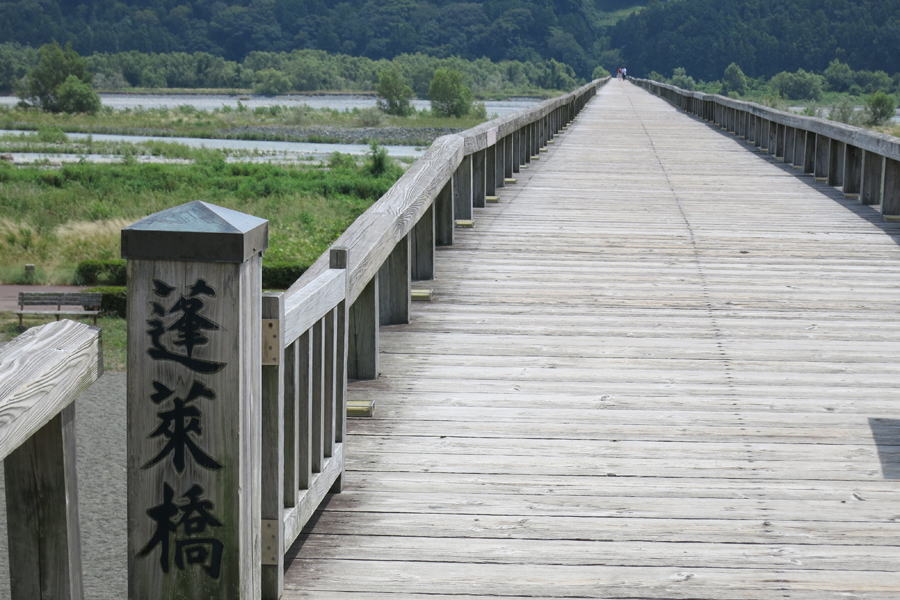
284,81,900,598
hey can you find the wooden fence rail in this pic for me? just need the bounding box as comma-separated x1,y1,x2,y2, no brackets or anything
121,77,604,600
0,320,103,600
634,78,900,215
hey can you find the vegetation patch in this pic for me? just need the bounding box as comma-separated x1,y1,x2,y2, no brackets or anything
0,154,402,283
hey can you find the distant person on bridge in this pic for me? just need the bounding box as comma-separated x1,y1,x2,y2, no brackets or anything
622,67,627,80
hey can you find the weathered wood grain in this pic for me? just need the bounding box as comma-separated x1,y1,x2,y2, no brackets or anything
282,81,900,599
0,319,101,460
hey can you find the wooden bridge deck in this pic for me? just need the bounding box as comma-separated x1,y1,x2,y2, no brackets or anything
284,82,900,599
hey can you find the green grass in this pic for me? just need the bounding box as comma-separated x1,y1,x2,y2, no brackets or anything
0,103,486,141
0,157,402,283
0,131,276,160
0,313,127,371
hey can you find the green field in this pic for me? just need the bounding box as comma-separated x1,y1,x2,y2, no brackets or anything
0,103,485,144
0,154,402,284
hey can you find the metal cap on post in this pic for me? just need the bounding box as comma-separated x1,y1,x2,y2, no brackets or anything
122,201,267,600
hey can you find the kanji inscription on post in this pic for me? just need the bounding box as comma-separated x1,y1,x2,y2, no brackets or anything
139,279,226,580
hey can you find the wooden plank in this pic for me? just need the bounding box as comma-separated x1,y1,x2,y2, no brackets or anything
0,320,101,460
283,77,900,599
282,269,345,346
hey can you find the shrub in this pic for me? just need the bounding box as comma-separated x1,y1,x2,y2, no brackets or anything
56,74,102,113
828,97,859,125
36,126,68,143
253,68,291,96
428,68,473,118
592,65,611,79
74,259,126,285
262,262,306,289
366,142,391,176
670,67,695,91
722,63,748,96
19,42,100,113
770,69,824,100
375,67,414,116
824,59,854,92
84,286,127,317
864,91,896,126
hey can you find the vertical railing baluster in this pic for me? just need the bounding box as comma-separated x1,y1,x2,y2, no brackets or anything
312,318,324,473
324,307,336,459
283,339,299,506
299,330,313,488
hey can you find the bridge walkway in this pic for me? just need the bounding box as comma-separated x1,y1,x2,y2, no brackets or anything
284,81,900,599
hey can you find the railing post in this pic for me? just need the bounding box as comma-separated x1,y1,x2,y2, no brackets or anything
861,152,884,205
434,180,454,246
472,149,486,207
504,135,515,179
784,127,795,164
803,131,816,175
4,405,83,600
486,144,497,199
815,134,830,179
883,159,900,219
378,235,410,325
828,139,845,187
260,293,284,600
122,201,267,600
843,145,862,196
453,154,473,221
411,204,435,280
348,277,378,380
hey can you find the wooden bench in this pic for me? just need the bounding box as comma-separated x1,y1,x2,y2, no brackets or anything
17,292,102,327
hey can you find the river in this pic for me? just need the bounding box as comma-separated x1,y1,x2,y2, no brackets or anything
0,93,538,117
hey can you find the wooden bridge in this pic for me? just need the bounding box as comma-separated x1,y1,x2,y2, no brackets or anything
4,79,900,599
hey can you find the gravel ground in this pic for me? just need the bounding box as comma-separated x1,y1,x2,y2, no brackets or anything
0,372,128,600
221,125,459,145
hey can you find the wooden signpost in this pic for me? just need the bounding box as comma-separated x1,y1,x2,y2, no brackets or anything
122,201,267,599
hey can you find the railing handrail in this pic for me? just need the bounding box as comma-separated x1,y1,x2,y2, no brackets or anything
634,78,900,161
1,319,101,600
286,78,606,304
0,319,102,460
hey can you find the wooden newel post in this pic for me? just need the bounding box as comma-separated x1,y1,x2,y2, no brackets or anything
122,201,268,600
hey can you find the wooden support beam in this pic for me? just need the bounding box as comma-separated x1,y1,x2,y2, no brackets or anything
434,180,454,247
411,204,435,281
5,406,83,600
260,294,284,600
828,139,845,187
378,235,410,326
453,155,472,221
815,134,830,179
348,277,378,380
861,151,884,206
843,144,862,196
472,149,486,208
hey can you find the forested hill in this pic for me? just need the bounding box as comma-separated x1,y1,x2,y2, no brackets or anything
611,0,900,80
0,0,645,77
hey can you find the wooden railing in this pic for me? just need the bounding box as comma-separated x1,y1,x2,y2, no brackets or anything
634,78,900,215
0,320,103,600
289,79,606,391
121,77,604,600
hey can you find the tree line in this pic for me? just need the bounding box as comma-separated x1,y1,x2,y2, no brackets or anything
0,0,646,79
611,0,900,81
0,43,582,98
651,60,898,127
